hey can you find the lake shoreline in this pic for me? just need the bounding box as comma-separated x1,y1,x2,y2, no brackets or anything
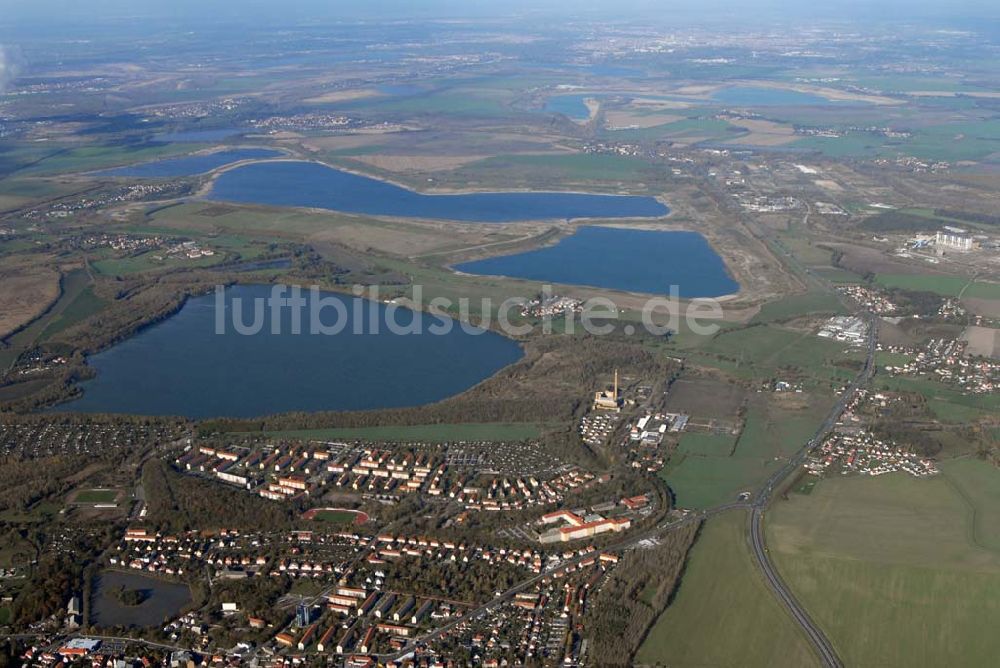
200,158,671,221
57,285,526,419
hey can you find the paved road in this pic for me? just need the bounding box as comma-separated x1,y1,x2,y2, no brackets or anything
746,311,877,668
380,313,876,665
377,501,751,662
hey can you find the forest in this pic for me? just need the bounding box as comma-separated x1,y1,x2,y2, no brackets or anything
584,521,700,666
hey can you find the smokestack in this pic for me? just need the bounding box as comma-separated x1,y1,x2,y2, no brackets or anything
614,369,618,401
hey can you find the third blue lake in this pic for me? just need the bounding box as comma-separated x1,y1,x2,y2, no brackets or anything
710,86,857,106
100,148,282,178
208,161,668,223
454,227,739,297
544,94,594,120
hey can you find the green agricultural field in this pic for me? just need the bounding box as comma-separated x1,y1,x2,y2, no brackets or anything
0,501,61,523
767,468,1000,667
927,398,994,424
41,287,107,339
603,115,744,143
874,374,1000,414
875,274,1000,299
1,268,92,368
144,201,358,238
372,256,545,319
901,120,1000,162
93,250,223,276
467,153,654,184
752,292,845,323
73,489,120,504
21,142,208,176
662,397,830,509
0,177,77,200
876,350,914,367
254,422,553,443
847,75,985,93
675,432,736,457
635,510,820,668
791,134,886,159
661,454,779,509
812,268,864,284
657,116,737,138
363,89,512,116
685,324,863,386
939,458,1000,552
791,120,1000,162
774,232,840,267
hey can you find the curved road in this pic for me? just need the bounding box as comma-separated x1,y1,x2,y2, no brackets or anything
747,311,877,668
378,313,877,665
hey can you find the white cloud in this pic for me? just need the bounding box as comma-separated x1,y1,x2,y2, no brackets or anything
0,46,24,94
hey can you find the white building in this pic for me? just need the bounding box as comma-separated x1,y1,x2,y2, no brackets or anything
936,230,973,251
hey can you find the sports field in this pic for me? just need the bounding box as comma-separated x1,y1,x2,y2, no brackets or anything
302,507,368,525
767,465,1000,667
72,489,120,504
635,510,820,667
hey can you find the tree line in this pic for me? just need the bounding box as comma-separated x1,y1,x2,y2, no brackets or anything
583,521,700,666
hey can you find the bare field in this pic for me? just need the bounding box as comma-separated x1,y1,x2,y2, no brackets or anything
0,195,29,212
665,377,746,420
962,297,1000,318
877,319,922,348
604,110,684,130
627,97,693,110
312,220,525,257
300,134,390,152
825,242,938,276
733,79,901,105
961,325,1000,358
0,260,61,339
150,201,537,259
727,119,798,146
670,84,720,96
303,88,378,104
350,154,494,172
812,179,844,191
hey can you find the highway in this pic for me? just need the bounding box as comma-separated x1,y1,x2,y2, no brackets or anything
746,311,877,668
380,312,876,665
41,320,874,667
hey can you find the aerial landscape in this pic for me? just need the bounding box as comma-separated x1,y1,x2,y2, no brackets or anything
0,0,999,666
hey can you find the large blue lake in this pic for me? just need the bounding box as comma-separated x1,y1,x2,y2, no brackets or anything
60,285,523,418
454,227,738,297
100,149,282,178
544,94,594,120
208,161,668,222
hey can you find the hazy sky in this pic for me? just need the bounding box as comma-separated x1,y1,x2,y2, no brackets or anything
3,0,998,25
